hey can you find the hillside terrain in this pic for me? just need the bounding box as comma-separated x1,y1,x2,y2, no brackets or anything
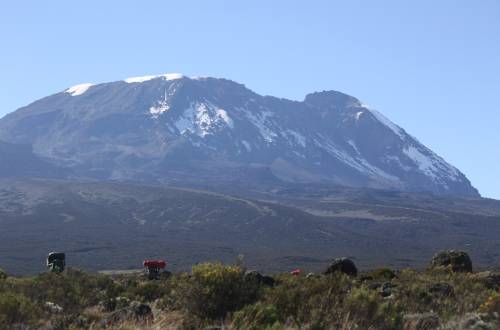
0,141,66,178
0,179,499,275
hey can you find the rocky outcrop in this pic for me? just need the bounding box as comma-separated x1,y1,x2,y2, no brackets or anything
324,258,358,276
244,270,275,287
429,250,472,273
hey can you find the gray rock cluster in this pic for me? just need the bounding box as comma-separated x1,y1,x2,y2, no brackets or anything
429,250,473,273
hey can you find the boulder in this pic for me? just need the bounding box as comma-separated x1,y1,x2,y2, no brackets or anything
324,258,358,277
403,313,440,330
429,250,472,273
244,270,275,287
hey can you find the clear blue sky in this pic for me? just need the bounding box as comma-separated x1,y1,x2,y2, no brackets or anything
1,1,499,199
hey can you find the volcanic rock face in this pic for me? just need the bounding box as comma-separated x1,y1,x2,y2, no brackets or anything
0,74,478,196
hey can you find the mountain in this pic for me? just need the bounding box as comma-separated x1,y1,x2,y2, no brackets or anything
0,178,498,275
0,140,66,178
0,74,478,196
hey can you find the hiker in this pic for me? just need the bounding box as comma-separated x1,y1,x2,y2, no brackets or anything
47,252,66,273
143,259,167,279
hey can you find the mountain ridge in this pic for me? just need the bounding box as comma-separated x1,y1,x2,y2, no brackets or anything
0,74,479,196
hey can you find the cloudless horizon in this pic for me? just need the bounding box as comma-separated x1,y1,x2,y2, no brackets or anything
1,1,499,198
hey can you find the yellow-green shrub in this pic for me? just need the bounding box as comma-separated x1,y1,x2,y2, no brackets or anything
180,262,259,320
345,286,401,329
232,302,282,330
0,293,41,327
369,268,396,280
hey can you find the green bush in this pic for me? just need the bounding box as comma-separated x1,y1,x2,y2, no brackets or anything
265,273,354,327
369,268,396,280
180,262,259,320
0,293,41,327
26,270,103,312
345,286,401,329
392,269,492,321
232,302,282,330
128,281,169,302
0,268,7,280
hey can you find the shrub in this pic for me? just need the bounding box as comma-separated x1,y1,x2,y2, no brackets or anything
232,302,282,330
390,268,492,322
265,273,354,327
180,262,259,320
0,293,41,327
345,286,401,329
0,268,7,280
128,281,169,302
369,268,396,280
26,270,102,312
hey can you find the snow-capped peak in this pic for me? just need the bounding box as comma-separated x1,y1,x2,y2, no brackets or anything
124,73,184,84
17,76,476,196
65,83,93,96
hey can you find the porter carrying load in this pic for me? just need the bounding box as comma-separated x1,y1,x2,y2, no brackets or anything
47,252,66,273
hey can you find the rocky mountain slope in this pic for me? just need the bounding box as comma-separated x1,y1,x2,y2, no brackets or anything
0,141,66,178
0,74,478,196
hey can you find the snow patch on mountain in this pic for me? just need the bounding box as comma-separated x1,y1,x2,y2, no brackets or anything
216,109,234,128
245,109,277,143
403,146,459,181
174,102,233,137
286,130,306,147
316,134,399,182
150,101,170,118
149,85,179,118
361,104,405,139
124,73,184,83
65,83,93,96
357,157,400,183
241,140,252,152
385,155,411,171
347,140,360,154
